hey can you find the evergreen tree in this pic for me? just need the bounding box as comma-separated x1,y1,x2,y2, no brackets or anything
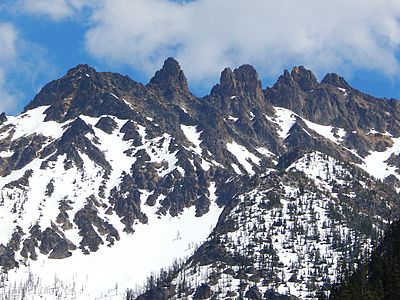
330,219,400,300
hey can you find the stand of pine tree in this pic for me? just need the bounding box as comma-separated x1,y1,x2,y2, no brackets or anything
330,219,400,300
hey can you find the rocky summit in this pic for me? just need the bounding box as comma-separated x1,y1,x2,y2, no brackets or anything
0,58,399,299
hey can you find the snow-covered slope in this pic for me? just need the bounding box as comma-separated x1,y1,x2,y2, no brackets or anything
2,204,222,300
0,105,228,299
140,150,398,300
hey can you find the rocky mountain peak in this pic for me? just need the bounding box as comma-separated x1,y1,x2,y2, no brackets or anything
218,67,235,89
270,66,318,93
23,63,146,122
321,72,349,88
233,64,260,83
65,64,96,78
290,65,319,91
211,64,262,98
149,57,189,93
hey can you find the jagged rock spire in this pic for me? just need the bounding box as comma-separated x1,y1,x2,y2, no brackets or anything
290,66,319,91
211,64,262,98
321,73,349,88
270,66,319,93
149,57,189,92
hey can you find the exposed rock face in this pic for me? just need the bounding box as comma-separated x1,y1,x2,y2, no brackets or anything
200,64,281,171
210,64,268,113
75,196,119,251
320,72,349,88
0,113,6,125
43,117,111,170
95,116,118,134
290,66,319,91
264,289,299,300
24,64,145,121
149,57,189,94
39,227,75,259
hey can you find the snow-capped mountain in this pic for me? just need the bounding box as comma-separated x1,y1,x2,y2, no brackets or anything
0,58,399,299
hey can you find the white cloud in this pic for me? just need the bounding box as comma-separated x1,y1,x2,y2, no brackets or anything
82,0,400,87
0,22,54,114
6,0,400,93
0,23,17,61
0,70,18,114
0,23,19,113
14,0,95,20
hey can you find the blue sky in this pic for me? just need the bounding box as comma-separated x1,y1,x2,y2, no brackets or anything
1,0,400,114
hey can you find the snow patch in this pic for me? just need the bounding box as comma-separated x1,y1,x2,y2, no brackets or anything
255,147,273,157
268,107,296,139
337,87,348,96
369,129,391,136
226,140,260,175
180,125,202,155
109,93,119,99
231,163,242,175
359,136,400,180
227,116,238,122
3,106,68,141
302,119,345,144
270,106,347,143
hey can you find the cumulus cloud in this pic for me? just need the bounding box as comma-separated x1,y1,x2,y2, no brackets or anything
83,0,400,87
0,23,17,63
0,22,54,114
0,23,19,113
6,0,400,93
14,0,95,20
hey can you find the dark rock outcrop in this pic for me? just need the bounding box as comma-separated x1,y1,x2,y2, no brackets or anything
193,283,213,300
39,227,75,259
24,64,145,122
95,116,118,134
0,112,6,125
149,57,189,94
74,196,120,253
